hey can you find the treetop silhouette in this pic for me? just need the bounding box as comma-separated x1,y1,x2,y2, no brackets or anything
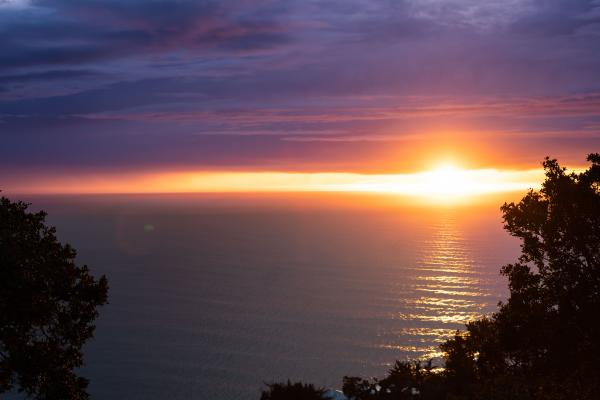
0,196,108,400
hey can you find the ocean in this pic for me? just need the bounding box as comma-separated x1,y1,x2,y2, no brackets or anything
20,193,520,400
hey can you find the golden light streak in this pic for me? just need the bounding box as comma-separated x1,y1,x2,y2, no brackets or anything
319,165,545,203
8,167,546,203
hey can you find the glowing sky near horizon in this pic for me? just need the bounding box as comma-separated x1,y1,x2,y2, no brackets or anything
7,166,547,204
1,0,599,193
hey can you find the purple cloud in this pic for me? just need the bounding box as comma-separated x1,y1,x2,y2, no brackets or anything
0,0,599,176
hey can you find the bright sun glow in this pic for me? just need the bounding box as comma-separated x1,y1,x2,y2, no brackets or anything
10,165,545,205
419,164,473,197
318,165,543,202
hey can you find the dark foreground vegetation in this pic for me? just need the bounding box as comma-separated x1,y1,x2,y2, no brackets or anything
261,154,600,400
0,197,108,399
261,381,331,400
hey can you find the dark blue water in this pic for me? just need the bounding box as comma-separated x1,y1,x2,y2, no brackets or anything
21,194,518,400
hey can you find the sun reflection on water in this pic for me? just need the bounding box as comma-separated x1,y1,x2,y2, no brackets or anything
377,212,491,361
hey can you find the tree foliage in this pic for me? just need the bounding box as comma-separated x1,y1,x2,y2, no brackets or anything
340,154,600,399
260,381,331,400
342,361,446,400
0,196,108,400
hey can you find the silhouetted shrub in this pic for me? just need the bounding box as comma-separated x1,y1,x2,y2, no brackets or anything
343,360,447,400
260,380,331,400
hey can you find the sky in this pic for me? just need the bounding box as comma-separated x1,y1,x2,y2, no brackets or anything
1,0,599,194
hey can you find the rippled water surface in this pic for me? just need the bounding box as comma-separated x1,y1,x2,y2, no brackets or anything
24,194,519,400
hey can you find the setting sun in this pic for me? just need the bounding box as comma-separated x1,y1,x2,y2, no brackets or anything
316,166,544,203
417,164,473,197
392,164,542,201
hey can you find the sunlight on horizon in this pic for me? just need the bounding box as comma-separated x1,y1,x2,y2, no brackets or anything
323,164,544,203
9,165,546,204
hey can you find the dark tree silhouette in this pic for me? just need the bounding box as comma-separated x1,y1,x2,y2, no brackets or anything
0,196,108,400
440,153,600,399
340,154,600,399
260,381,331,400
342,361,446,400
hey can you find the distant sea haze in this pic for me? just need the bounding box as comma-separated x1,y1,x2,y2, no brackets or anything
24,193,518,400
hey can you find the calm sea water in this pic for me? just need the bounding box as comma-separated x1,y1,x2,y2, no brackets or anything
21,194,519,400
